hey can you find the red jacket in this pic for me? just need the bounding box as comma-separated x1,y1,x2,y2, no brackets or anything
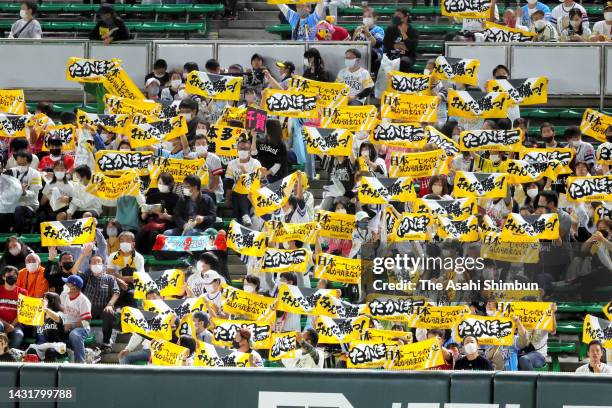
38,154,75,172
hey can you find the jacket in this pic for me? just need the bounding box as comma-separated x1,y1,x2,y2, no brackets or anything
9,166,42,210
17,266,49,298
172,192,217,230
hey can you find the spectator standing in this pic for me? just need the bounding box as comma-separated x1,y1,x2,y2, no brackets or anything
251,120,288,183
224,138,262,226
8,0,42,39
7,151,42,233
352,8,385,74
36,292,67,361
60,275,91,364
518,0,551,28
565,126,595,172
16,253,48,298
560,8,591,42
38,138,75,173
454,336,494,370
89,4,130,44
277,0,325,41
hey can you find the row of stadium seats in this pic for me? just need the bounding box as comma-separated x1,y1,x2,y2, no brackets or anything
0,3,223,17
0,20,207,36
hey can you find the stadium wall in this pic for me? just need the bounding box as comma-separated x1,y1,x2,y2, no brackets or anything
1,364,612,408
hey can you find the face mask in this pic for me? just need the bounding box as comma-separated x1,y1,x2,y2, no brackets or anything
19,9,27,19
336,208,347,214
494,75,508,80
605,12,612,22
26,263,38,272
5,275,17,286
303,58,310,68
526,188,539,199
391,16,402,25
16,165,28,173
570,20,581,29
195,129,207,136
238,150,250,160
107,227,118,237
363,17,373,26
158,184,170,193
204,284,216,294
344,58,357,69
171,79,182,89
183,187,192,196
490,154,499,162
486,310,496,317
357,220,369,230
534,19,546,30
62,262,74,271
182,112,192,122
50,148,61,157
120,242,133,253
148,87,160,97
91,264,104,275
541,136,553,144
195,145,208,155
464,342,478,355
431,185,443,195
54,171,65,179
243,285,256,293
423,68,431,75
9,245,21,256
232,340,241,349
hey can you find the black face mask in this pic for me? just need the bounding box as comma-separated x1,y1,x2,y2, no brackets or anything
606,135,612,143
5,275,17,286
232,340,240,349
391,16,402,25
494,75,508,80
62,262,74,271
541,136,553,144
599,230,609,239
50,148,61,156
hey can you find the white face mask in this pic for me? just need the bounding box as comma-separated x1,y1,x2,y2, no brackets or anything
490,153,499,162
171,79,182,89
526,188,539,199
158,183,170,193
527,0,537,4
282,241,290,250
464,342,478,355
182,112,192,122
204,284,216,294
486,310,496,317
119,242,133,253
16,165,28,173
423,68,432,75
54,171,65,179
26,263,38,272
605,12,612,22
303,58,310,68
183,187,192,196
534,19,546,30
195,145,208,155
196,129,207,136
344,58,357,69
19,9,27,19
9,245,21,256
91,264,104,275
107,227,118,237
162,142,174,152
51,155,62,161
570,20,581,29
243,285,256,293
238,150,249,160
363,17,373,26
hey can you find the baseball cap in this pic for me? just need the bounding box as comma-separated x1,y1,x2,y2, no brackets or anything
355,211,370,221
201,270,223,285
605,1,612,10
145,77,160,87
62,275,84,290
275,61,295,73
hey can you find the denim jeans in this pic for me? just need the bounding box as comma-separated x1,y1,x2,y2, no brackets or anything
120,349,151,365
0,322,24,348
68,327,90,363
518,351,546,370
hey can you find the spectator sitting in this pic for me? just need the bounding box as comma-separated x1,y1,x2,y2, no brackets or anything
38,137,75,174
39,160,73,222
591,2,612,42
35,292,67,362
502,9,528,31
454,336,494,370
551,0,589,34
118,290,161,365
0,333,16,362
9,0,42,39
315,18,351,41
565,126,595,172
145,59,170,90
137,172,179,253
160,70,184,104
164,175,216,236
6,137,40,170
335,48,374,106
303,48,332,83
560,8,591,42
89,3,130,45
67,165,102,219
0,266,26,349
518,0,551,28
60,275,92,363
17,253,49,298
576,340,612,373
514,304,556,370
383,8,419,73
276,0,325,41
144,78,161,101
179,98,201,145
0,237,33,271
106,231,144,308
192,311,213,343
186,252,223,297
6,151,42,233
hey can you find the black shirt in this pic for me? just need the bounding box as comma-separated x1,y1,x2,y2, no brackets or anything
37,315,66,343
172,193,217,230
145,72,171,88
44,263,71,294
454,355,493,371
383,24,419,61
144,190,180,219
89,18,130,41
303,68,332,83
254,141,288,181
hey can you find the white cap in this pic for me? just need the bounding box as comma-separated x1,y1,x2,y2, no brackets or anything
145,77,161,87
355,211,370,221
202,270,223,285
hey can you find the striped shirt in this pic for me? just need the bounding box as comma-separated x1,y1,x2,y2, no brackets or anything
80,270,120,311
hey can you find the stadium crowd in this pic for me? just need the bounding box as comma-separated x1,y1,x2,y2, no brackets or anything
0,1,610,372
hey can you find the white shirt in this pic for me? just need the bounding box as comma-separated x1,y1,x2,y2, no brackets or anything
67,181,103,216
335,67,374,101
592,20,612,37
60,292,92,326
576,362,612,373
551,2,589,33
186,270,207,297
225,157,262,182
106,250,145,274
9,166,42,210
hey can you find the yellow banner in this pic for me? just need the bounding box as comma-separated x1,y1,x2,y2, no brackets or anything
459,129,523,151
604,301,612,321
303,127,353,156
208,124,244,157
142,297,207,318
387,337,445,370
387,71,431,95
596,142,612,165
316,315,370,344
480,232,540,264
120,307,173,340
362,296,429,322
486,77,547,106
320,105,379,131
227,220,267,257
262,88,318,119
65,57,119,83
520,147,574,175
42,124,77,152
501,159,564,184
0,113,30,138
194,340,225,367
448,90,511,119
482,21,536,42
499,302,554,331
104,94,161,116
266,221,320,244
380,92,439,123
426,126,461,157
252,172,305,217
314,210,356,240
186,71,243,101
594,203,612,226
436,216,480,242
77,110,129,133
441,0,492,18
0,89,26,114
260,247,310,274
40,217,96,247
370,123,427,148
392,213,434,241
580,108,612,143
388,149,448,178
233,169,262,195
269,331,298,361
133,269,185,300
127,115,187,148
17,294,45,326
94,150,153,175
102,66,145,100
150,339,189,366
432,56,479,86
582,314,612,348
267,0,317,5
277,285,339,316
483,289,542,301
347,340,396,369
454,171,508,198
148,156,208,189
358,177,416,204
211,317,273,349
406,305,470,329
87,171,141,200
501,213,559,241
414,197,476,221
217,106,246,127
314,253,361,284
221,284,276,321
288,75,349,108
566,175,612,202
455,315,515,346
362,328,413,343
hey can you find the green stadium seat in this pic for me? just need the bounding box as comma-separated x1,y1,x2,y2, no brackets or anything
0,21,12,30
556,302,586,313
133,360,149,365
0,3,21,13
125,22,143,31
548,341,576,372
156,4,191,14
62,4,98,14
338,5,437,16
528,125,567,137
38,4,65,13
584,303,606,314
125,4,158,14
0,233,41,246
189,4,225,14
84,334,96,346
143,255,187,268
170,22,206,35
78,22,96,32
534,363,549,372
44,22,80,31
556,321,583,334
137,22,171,32
521,108,562,119
418,43,443,53
559,108,585,119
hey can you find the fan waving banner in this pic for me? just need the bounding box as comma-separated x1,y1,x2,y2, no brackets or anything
441,0,492,18
221,284,276,321
314,253,362,284
227,220,267,257
347,341,396,369
288,75,349,108
208,124,244,158
315,295,365,319
566,176,612,202
456,315,515,346
380,92,439,123
426,126,461,157
314,210,356,240
459,129,523,151
103,66,145,100
406,305,471,329
194,341,226,367
133,269,185,300
0,89,26,114
432,56,479,86
77,110,129,133
594,203,612,226
320,105,379,131
65,57,119,83
94,150,153,175
266,221,320,244
211,318,272,349
388,149,448,178
104,95,161,116
596,142,612,165
604,302,612,321
303,127,353,156
142,297,207,318
582,314,612,348
392,213,434,241
277,285,339,316
387,71,431,95
127,116,187,148
87,171,141,200
42,124,77,152
448,90,511,118
580,108,612,143
363,297,428,321
40,217,96,247
480,232,540,264
414,197,477,221
251,171,305,216
260,247,309,274
487,77,547,105
387,337,445,370
371,123,427,148
121,307,174,340
499,302,555,331
148,156,208,189
501,159,564,184
501,213,559,241
186,71,243,101
269,332,298,361
482,21,536,42
262,89,318,119
454,172,508,198
316,316,370,344
436,216,480,242
520,148,574,175
358,177,416,204
150,339,189,366
17,294,45,326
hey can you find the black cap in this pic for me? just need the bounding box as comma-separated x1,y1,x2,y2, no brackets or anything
275,61,295,73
